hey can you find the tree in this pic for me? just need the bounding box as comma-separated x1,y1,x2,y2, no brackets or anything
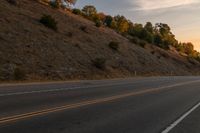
98,12,106,22
72,8,82,15
181,42,194,55
140,29,154,43
128,23,143,37
110,20,117,29
104,15,113,27
82,5,97,16
154,23,178,49
155,23,171,36
114,15,129,33
175,42,185,53
144,22,153,33
185,42,194,55
191,50,200,60
154,34,163,46
50,0,60,8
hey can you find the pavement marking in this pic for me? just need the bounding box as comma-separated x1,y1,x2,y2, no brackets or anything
161,101,200,133
0,78,193,97
0,80,200,125
0,78,171,97
0,78,141,87
0,82,139,97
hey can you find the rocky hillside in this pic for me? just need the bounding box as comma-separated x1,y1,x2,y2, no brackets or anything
0,0,200,81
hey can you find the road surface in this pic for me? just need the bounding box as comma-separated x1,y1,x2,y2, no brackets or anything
0,77,200,133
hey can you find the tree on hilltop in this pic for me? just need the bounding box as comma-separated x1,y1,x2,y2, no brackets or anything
82,5,97,16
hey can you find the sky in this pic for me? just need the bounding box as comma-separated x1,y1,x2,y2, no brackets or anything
75,0,200,51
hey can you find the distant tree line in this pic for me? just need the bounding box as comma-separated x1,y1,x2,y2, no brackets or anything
71,5,200,61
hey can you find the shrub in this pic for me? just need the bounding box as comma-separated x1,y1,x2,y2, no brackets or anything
40,15,57,31
158,41,170,50
41,0,49,3
95,20,102,27
49,1,59,9
66,32,73,37
151,51,155,55
72,8,82,15
7,0,19,5
109,41,119,51
93,58,106,69
60,4,67,10
138,40,147,48
13,67,26,80
130,37,140,44
79,25,87,32
188,57,197,65
195,57,200,62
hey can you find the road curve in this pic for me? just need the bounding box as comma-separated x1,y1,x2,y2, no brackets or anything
0,76,200,133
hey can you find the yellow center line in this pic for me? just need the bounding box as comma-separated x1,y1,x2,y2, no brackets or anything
0,80,200,125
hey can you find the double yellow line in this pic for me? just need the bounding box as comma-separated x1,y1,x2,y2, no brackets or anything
0,80,200,125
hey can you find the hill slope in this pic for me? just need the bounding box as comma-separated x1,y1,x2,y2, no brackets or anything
0,0,200,80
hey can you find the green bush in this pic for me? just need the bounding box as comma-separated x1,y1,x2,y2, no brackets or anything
72,8,82,15
49,1,59,9
93,58,106,69
40,15,57,31
13,67,26,80
109,41,119,51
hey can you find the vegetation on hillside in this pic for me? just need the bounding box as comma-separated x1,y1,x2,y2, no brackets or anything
42,0,200,62
1,0,200,81
40,14,57,31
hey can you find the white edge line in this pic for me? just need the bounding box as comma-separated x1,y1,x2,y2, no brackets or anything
1,79,200,97
0,82,138,97
0,79,165,97
161,102,200,133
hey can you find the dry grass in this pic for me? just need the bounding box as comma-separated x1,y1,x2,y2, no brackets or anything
0,0,200,81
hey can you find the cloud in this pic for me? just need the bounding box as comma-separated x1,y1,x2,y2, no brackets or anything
133,0,199,10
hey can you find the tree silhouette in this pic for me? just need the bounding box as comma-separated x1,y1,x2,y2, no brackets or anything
82,5,97,16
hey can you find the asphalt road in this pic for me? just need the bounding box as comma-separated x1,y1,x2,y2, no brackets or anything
0,77,200,133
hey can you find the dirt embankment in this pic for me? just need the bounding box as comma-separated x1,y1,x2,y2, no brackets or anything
0,0,200,81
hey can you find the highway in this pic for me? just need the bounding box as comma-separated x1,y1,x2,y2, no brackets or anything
0,77,200,133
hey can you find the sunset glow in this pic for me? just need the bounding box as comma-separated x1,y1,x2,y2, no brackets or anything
76,0,200,51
